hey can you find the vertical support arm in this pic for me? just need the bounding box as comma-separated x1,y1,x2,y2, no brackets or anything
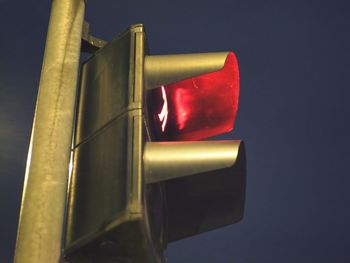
14,0,85,262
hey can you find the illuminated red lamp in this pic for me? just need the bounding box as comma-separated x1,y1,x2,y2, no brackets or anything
148,52,239,141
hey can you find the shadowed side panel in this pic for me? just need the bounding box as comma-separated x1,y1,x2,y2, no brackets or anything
67,114,129,245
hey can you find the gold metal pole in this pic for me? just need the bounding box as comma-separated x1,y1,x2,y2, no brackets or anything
14,0,85,262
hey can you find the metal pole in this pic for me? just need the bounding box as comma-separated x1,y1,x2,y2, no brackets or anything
14,0,85,262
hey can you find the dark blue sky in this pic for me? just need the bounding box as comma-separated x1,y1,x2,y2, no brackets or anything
1,0,350,262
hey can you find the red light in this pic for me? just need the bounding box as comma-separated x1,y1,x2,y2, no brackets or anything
148,52,239,141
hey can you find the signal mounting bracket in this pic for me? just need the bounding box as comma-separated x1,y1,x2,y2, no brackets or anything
81,20,108,53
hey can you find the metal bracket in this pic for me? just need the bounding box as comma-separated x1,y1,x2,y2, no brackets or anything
81,21,108,53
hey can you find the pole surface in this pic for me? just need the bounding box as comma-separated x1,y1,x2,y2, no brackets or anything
14,0,85,262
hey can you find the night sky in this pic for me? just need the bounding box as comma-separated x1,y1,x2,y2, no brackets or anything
1,0,350,262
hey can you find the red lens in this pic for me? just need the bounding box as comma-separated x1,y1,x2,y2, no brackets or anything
148,52,239,141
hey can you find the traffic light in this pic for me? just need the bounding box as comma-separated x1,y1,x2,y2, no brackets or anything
64,24,246,263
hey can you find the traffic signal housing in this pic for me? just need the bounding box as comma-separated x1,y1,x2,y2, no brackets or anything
64,24,246,263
